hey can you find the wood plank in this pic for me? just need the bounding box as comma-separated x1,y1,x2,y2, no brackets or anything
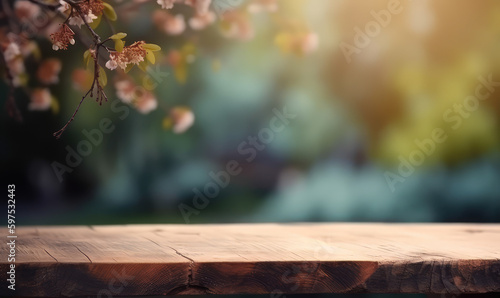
0,223,499,296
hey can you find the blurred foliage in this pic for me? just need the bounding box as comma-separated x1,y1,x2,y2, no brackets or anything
1,0,499,225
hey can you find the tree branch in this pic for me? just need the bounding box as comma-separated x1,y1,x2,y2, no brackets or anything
51,0,110,139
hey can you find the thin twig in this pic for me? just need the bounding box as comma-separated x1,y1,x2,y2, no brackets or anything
66,0,101,43
53,88,91,139
51,0,110,139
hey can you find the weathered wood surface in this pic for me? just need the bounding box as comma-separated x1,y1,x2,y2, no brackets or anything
1,223,499,297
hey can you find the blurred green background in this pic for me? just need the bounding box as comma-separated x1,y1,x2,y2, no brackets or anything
1,0,500,227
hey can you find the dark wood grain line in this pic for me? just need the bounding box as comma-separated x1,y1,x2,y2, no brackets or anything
73,245,92,263
43,249,58,263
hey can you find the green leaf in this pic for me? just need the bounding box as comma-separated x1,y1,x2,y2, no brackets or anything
83,50,91,67
114,39,125,52
98,66,107,87
146,50,155,64
142,43,161,51
110,32,127,40
102,3,117,21
90,15,101,29
50,96,59,114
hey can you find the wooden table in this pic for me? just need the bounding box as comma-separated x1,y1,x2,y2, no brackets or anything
1,223,499,297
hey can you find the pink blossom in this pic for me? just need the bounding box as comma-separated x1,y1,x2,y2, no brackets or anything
134,91,158,114
189,11,216,30
71,69,93,92
58,0,70,13
157,0,176,9
115,78,136,104
105,59,118,70
301,32,319,54
37,58,62,85
58,0,99,28
153,10,186,35
68,12,98,28
1,38,25,87
29,88,52,111
8,58,26,87
170,106,194,133
184,0,212,15
3,42,20,62
220,11,254,41
14,1,41,21
248,0,278,13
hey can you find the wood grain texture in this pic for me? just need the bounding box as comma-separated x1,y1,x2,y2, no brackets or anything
0,223,499,296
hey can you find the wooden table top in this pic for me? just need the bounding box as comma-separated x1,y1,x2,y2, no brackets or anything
1,223,499,296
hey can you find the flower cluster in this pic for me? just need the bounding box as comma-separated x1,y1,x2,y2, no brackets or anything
1,27,62,112
153,0,220,35
58,0,105,28
106,41,147,70
152,0,284,41
105,38,161,71
1,0,317,137
78,0,105,17
50,24,75,51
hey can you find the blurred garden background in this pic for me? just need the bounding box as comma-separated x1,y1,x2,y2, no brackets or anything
1,0,500,226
